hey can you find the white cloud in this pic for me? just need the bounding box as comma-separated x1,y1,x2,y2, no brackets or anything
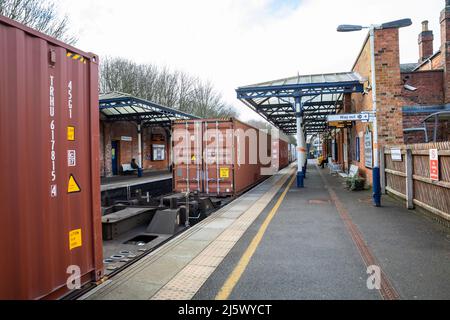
58,0,445,122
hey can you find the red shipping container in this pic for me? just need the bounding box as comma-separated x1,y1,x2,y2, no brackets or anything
0,16,103,299
173,118,274,196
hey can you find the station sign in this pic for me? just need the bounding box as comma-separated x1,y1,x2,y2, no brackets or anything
327,113,370,123
391,148,402,161
429,149,439,181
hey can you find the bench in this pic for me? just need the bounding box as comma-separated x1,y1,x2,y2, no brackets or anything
327,157,343,174
121,163,137,175
339,165,359,179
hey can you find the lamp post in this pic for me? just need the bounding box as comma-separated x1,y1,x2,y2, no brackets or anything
337,18,412,207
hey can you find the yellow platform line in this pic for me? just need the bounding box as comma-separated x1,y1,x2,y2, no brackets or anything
215,172,296,300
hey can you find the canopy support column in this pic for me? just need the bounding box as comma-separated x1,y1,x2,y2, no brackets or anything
295,97,306,188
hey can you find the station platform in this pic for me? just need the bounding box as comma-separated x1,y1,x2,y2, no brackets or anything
84,162,450,300
101,171,172,192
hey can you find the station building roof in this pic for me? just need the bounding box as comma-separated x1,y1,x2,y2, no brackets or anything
99,92,198,126
236,72,365,135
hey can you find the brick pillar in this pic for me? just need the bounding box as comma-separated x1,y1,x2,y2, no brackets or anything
343,93,352,113
374,28,404,146
441,0,450,103
418,20,434,62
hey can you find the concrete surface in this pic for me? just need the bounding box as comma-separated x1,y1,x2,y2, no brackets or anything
194,163,450,300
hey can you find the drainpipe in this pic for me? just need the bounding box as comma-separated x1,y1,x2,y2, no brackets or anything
369,26,382,207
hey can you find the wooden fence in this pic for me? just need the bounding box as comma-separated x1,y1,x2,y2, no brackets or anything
381,141,450,221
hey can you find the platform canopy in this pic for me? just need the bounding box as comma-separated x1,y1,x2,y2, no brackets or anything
236,72,365,135
99,92,198,126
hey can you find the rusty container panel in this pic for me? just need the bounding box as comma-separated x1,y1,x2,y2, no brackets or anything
204,120,235,196
172,120,204,193
0,16,103,299
233,119,270,196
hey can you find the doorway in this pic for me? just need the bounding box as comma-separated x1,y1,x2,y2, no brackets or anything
111,140,120,175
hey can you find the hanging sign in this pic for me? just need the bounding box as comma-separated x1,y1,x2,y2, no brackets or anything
327,113,370,122
429,149,439,181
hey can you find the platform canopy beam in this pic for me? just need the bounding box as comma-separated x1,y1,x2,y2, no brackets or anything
236,72,365,188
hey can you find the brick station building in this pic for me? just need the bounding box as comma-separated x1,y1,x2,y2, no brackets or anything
98,92,197,178
325,0,450,184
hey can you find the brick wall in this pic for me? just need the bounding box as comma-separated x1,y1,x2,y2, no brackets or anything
416,53,443,71
374,28,405,146
99,120,171,177
441,4,450,103
401,70,444,105
351,37,374,184
348,29,407,184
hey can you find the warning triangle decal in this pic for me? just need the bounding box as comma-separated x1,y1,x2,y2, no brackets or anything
68,174,81,193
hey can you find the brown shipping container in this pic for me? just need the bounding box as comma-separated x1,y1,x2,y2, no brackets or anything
0,16,103,299
173,118,274,196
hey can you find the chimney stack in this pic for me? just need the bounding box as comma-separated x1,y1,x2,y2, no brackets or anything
418,20,434,62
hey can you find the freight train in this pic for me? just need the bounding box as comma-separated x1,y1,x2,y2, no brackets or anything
0,15,296,300
172,118,291,197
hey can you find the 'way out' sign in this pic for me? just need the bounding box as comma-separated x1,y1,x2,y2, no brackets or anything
327,113,370,122
429,149,439,181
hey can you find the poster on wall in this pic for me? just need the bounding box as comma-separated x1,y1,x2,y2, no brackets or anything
364,130,373,168
152,144,166,161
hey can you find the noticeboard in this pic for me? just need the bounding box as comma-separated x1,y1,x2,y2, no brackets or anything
152,144,166,161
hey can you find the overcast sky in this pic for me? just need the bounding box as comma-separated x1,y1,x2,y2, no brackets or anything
58,0,445,122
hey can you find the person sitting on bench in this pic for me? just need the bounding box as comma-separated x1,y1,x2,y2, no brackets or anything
130,158,143,177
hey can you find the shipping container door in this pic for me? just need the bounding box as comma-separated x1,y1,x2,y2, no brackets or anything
173,121,203,193
203,121,234,195
0,19,102,299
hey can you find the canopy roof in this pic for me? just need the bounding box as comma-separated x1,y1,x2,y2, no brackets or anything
236,72,365,134
99,92,198,125
422,111,450,123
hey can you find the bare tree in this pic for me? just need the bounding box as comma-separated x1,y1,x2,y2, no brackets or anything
0,0,77,44
100,56,237,119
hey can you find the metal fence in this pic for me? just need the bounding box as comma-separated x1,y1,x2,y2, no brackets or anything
381,141,450,221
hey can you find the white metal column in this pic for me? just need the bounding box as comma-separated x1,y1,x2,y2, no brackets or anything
295,98,306,187
137,123,142,167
